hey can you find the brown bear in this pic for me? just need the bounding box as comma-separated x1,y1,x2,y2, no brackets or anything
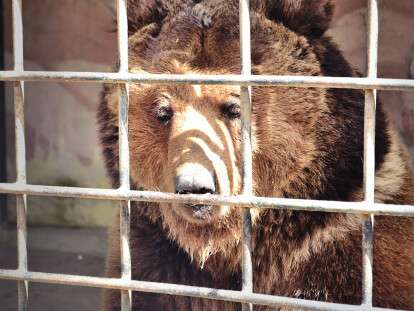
97,0,414,310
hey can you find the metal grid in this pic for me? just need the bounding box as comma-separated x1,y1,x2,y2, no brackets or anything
0,0,413,310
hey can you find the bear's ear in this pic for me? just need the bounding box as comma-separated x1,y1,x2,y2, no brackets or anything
127,0,197,35
127,0,168,34
264,0,334,38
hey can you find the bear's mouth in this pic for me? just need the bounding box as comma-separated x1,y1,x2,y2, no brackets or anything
184,203,213,220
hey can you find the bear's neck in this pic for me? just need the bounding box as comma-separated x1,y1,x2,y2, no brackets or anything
201,209,361,287
131,199,360,288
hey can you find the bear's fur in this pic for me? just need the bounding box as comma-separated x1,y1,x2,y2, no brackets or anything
98,1,414,310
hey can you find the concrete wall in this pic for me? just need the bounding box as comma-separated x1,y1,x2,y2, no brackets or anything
328,0,414,156
3,0,414,227
3,0,118,227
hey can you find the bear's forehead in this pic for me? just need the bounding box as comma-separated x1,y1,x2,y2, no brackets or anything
131,82,240,105
130,60,241,104
173,84,240,101
129,9,312,76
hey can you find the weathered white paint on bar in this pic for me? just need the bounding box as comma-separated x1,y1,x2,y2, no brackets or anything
0,71,414,90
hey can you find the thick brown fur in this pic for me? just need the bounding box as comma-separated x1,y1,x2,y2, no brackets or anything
98,1,414,310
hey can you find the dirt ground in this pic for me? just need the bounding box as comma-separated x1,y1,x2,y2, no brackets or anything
0,226,109,311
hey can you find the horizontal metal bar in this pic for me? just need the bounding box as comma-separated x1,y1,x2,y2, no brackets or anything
0,183,413,216
0,71,414,91
0,269,404,311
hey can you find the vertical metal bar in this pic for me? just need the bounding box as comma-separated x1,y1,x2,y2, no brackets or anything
15,84,28,311
117,1,131,310
362,0,379,306
117,0,128,74
0,0,8,227
239,0,253,310
12,0,28,310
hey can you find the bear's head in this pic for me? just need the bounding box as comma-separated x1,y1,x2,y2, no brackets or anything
99,0,374,266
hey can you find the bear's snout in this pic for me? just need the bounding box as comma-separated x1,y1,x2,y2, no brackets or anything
171,162,233,223
175,163,216,195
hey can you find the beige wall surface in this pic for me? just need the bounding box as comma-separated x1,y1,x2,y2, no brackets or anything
2,0,414,227
3,0,118,227
328,0,414,154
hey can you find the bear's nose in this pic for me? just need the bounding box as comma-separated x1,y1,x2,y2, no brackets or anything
175,171,216,195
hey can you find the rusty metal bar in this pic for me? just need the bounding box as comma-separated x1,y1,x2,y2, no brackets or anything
0,183,413,216
0,71,414,90
12,0,28,310
362,0,379,306
117,0,132,310
0,0,7,227
239,0,253,310
0,269,406,311
12,1,23,72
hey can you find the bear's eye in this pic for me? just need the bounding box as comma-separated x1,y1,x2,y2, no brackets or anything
221,102,241,120
155,106,173,125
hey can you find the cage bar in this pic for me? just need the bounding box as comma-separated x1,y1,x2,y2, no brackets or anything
362,0,379,305
0,71,414,91
0,0,7,226
12,0,28,310
1,0,414,310
116,0,132,310
0,269,407,311
0,183,413,216
239,0,253,310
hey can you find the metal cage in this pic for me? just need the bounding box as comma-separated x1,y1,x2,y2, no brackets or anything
0,0,414,310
